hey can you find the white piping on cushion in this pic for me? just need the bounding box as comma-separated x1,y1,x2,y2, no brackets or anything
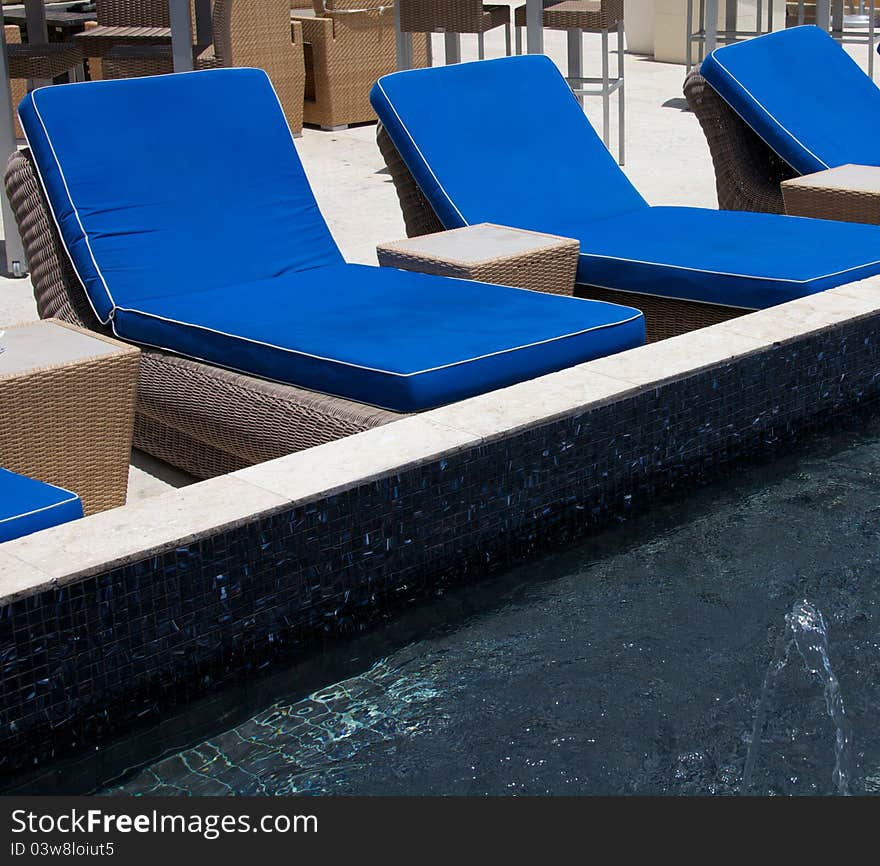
579,249,880,284
0,486,80,526
112,301,644,377
23,100,112,325
373,76,469,227
705,35,829,173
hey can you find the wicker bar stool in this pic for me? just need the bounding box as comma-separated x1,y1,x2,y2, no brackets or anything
685,0,774,72
398,0,512,60
514,0,625,164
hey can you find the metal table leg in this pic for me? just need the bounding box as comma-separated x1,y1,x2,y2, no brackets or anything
169,0,194,72
705,0,719,51
724,0,737,38
0,24,25,276
568,29,582,105
25,0,50,89
395,2,414,70
526,0,544,53
194,0,213,47
445,33,461,64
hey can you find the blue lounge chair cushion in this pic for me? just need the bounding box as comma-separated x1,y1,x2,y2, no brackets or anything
19,69,344,325
371,54,648,232
371,53,880,310
0,468,83,543
577,206,880,308
700,26,880,175
114,264,645,412
17,69,645,412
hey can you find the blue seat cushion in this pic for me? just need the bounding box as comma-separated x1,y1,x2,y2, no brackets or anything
701,26,880,175
0,468,83,543
18,69,344,324
575,207,880,308
371,54,648,232
373,52,880,309
113,264,645,412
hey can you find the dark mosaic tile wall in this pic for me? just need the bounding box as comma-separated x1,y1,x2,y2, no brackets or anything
2,317,880,776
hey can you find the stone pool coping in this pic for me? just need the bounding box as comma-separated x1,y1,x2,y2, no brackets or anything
2,275,880,604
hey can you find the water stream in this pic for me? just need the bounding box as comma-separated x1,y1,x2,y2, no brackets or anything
743,600,854,795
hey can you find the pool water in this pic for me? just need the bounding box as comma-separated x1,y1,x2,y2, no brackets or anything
17,415,880,795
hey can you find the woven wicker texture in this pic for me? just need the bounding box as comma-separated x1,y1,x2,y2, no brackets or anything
96,0,305,134
6,41,84,78
781,180,880,225
683,70,797,214
376,123,749,340
514,0,623,31
399,0,511,34
579,286,748,343
377,228,578,296
0,320,139,515
96,0,178,27
377,122,445,237
4,149,400,480
298,3,427,129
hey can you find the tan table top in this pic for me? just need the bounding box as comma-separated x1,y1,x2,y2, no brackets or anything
379,223,579,267
0,319,136,379
782,164,880,194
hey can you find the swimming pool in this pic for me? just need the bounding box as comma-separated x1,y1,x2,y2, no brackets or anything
12,412,880,796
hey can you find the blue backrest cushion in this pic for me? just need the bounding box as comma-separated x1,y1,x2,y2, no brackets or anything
18,69,343,324
371,55,647,234
701,26,880,175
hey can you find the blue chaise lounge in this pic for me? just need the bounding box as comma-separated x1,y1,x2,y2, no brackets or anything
370,54,880,341
16,69,645,416
684,26,880,217
700,26,880,177
0,468,83,543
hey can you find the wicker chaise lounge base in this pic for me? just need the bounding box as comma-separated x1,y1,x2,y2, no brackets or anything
376,123,750,343
683,70,797,215
5,150,400,480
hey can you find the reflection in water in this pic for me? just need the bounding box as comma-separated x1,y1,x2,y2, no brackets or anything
109,658,446,796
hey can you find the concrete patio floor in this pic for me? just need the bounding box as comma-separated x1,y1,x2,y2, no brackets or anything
0,17,874,501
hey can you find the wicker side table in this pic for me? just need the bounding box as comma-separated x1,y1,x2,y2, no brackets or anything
782,164,880,225
0,319,140,515
377,223,580,296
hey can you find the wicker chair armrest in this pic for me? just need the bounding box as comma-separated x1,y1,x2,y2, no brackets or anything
291,18,304,45
296,13,334,41
683,69,796,214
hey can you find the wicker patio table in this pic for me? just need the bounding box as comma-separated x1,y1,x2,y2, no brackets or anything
377,223,579,296
781,164,880,225
0,318,139,515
